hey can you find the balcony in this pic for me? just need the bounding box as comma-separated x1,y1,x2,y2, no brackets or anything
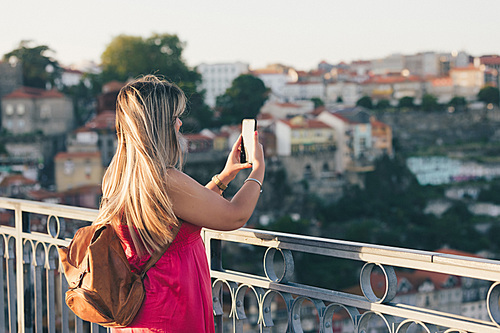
2,196,500,332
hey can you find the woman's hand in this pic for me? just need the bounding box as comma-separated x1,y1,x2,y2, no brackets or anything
218,135,252,184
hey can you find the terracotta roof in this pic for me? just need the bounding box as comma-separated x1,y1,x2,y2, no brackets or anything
363,75,422,85
63,184,102,195
27,189,62,200
55,151,101,160
311,105,327,116
371,119,389,128
450,65,481,72
85,111,116,130
251,68,282,75
480,55,500,66
431,77,453,87
0,174,37,187
257,113,275,120
276,102,301,108
3,86,65,99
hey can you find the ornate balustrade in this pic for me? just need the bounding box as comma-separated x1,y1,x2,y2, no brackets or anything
2,196,500,332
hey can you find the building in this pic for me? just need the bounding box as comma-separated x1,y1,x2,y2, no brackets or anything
197,62,249,107
1,86,74,136
449,65,485,101
0,174,39,198
370,117,393,157
54,151,104,192
283,81,325,102
252,67,294,102
275,115,335,157
317,107,375,173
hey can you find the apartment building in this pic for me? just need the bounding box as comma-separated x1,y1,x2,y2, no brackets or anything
1,86,74,136
197,62,249,107
450,65,485,101
317,107,374,173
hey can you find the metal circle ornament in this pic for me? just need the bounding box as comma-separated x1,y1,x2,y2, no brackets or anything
487,281,500,327
360,262,397,303
263,247,294,283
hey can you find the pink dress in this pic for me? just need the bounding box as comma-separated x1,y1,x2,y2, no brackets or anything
112,222,215,333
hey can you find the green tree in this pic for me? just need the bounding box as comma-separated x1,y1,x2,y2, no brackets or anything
448,96,467,112
375,99,391,110
398,96,414,109
356,96,373,109
478,86,500,106
101,33,199,84
3,40,61,89
100,33,211,131
421,93,439,112
311,97,324,108
216,74,269,125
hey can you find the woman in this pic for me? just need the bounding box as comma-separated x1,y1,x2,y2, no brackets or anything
94,75,265,332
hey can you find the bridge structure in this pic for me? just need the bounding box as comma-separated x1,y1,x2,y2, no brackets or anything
1,197,500,332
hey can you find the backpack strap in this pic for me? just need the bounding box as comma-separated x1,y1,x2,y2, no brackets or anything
140,225,180,278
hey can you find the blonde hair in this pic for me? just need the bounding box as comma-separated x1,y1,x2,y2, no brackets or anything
94,75,186,256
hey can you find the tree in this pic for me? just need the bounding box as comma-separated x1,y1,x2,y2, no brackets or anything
448,96,467,112
398,96,414,109
216,74,269,125
101,33,199,84
421,94,439,112
356,96,373,109
376,99,391,110
478,86,500,106
100,33,211,131
3,40,61,89
311,97,324,108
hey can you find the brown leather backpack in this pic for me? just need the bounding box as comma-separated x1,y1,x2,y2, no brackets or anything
58,223,174,327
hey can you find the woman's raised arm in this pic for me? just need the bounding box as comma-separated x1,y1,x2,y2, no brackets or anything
167,131,265,231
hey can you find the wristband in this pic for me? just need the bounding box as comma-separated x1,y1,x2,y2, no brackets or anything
244,178,263,193
212,174,228,191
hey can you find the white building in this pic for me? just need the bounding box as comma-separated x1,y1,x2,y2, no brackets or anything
283,81,325,102
197,62,249,107
252,68,295,102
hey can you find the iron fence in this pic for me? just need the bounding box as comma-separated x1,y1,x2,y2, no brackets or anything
2,197,500,332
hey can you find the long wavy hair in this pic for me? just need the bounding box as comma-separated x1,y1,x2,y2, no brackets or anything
94,75,186,256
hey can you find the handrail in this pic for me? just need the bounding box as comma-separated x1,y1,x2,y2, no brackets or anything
1,197,500,332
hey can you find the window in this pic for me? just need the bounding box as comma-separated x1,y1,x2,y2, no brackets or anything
16,104,25,115
40,105,51,119
64,160,75,175
5,104,14,116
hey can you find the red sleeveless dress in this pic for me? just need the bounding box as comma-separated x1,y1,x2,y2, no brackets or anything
111,222,215,333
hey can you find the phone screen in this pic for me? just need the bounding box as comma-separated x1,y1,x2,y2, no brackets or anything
241,119,256,164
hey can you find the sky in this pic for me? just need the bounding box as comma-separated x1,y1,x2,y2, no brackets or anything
1,0,499,71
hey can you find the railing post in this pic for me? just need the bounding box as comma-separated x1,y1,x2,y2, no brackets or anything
34,243,45,332
23,241,34,333
47,246,58,333
15,205,26,332
0,237,5,331
7,236,17,332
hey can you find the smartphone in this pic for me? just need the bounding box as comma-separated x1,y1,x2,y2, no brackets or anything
240,119,257,164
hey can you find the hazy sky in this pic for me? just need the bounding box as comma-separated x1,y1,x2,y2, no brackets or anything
2,0,499,71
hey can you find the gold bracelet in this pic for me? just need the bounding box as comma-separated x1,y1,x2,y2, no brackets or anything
212,174,228,191
244,178,263,193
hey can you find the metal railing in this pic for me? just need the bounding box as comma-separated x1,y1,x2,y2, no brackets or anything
2,197,500,332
